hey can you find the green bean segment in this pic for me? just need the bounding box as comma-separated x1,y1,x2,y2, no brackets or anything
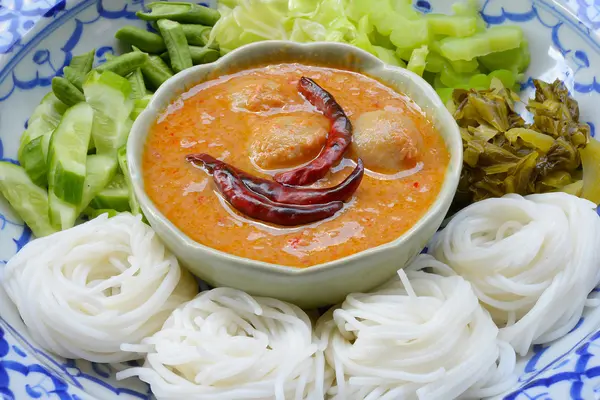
176,46,219,65
141,54,173,89
51,77,85,106
180,24,212,46
115,26,166,53
63,49,95,90
137,2,220,26
127,69,147,100
157,19,192,73
95,52,149,77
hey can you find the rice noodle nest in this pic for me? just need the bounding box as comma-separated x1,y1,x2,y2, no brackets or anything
1,213,198,363
117,287,333,400
429,193,600,355
315,255,516,400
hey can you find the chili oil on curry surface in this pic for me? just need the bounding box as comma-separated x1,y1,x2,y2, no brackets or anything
143,64,449,267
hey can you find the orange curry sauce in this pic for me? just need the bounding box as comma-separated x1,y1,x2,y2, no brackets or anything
143,64,449,267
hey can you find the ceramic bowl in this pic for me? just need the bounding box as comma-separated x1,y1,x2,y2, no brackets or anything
127,40,463,309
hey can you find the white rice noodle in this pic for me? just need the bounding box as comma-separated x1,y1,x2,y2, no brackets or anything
315,255,515,400
428,193,600,356
117,287,333,400
1,213,198,363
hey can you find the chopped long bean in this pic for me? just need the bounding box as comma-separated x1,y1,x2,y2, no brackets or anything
407,45,429,77
115,26,166,53
180,24,212,46
63,49,95,90
51,77,85,106
190,46,219,65
137,2,220,26
162,46,219,66
157,19,192,73
140,53,173,89
127,69,147,100
96,52,149,77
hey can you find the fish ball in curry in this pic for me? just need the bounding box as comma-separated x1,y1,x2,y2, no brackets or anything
249,114,329,170
352,110,423,173
229,78,288,112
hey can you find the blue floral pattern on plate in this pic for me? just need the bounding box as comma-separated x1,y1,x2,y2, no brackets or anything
1,0,600,399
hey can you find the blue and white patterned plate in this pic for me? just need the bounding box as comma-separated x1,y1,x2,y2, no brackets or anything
2,0,600,399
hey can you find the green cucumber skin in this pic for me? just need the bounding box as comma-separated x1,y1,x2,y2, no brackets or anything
90,196,130,212
47,103,93,206
90,174,130,212
79,155,118,213
117,146,142,215
0,162,56,237
50,161,85,205
48,191,77,231
20,136,48,187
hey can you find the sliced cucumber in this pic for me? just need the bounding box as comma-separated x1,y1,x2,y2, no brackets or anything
18,93,68,186
117,146,141,215
48,102,94,205
20,136,47,188
83,207,119,219
48,191,77,231
79,154,118,213
0,162,56,237
83,70,133,155
90,173,130,212
130,94,153,121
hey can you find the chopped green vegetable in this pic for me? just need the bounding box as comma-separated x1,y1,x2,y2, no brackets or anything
210,0,529,98
79,154,118,213
181,24,213,47
389,18,430,50
83,207,120,219
137,2,220,26
407,45,428,77
90,173,131,212
96,52,149,77
18,93,67,187
426,14,477,37
63,49,95,90
127,68,147,100
452,78,593,206
188,46,219,65
449,59,479,73
157,20,193,73
48,102,94,205
373,46,406,67
115,26,166,53
83,70,133,156
505,128,555,152
118,146,141,215
580,138,600,204
479,40,530,74
439,26,523,61
0,162,56,237
130,94,153,121
48,191,77,231
559,179,584,197
136,47,174,89
51,77,85,106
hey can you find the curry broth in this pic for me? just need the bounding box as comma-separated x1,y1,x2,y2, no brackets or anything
143,64,449,267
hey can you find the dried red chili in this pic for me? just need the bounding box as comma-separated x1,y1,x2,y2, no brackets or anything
274,77,353,186
186,154,364,205
212,164,344,226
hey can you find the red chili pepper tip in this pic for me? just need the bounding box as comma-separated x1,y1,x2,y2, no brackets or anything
212,164,344,226
274,77,353,187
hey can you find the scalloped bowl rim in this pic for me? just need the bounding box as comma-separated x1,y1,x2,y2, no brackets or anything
127,40,463,276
